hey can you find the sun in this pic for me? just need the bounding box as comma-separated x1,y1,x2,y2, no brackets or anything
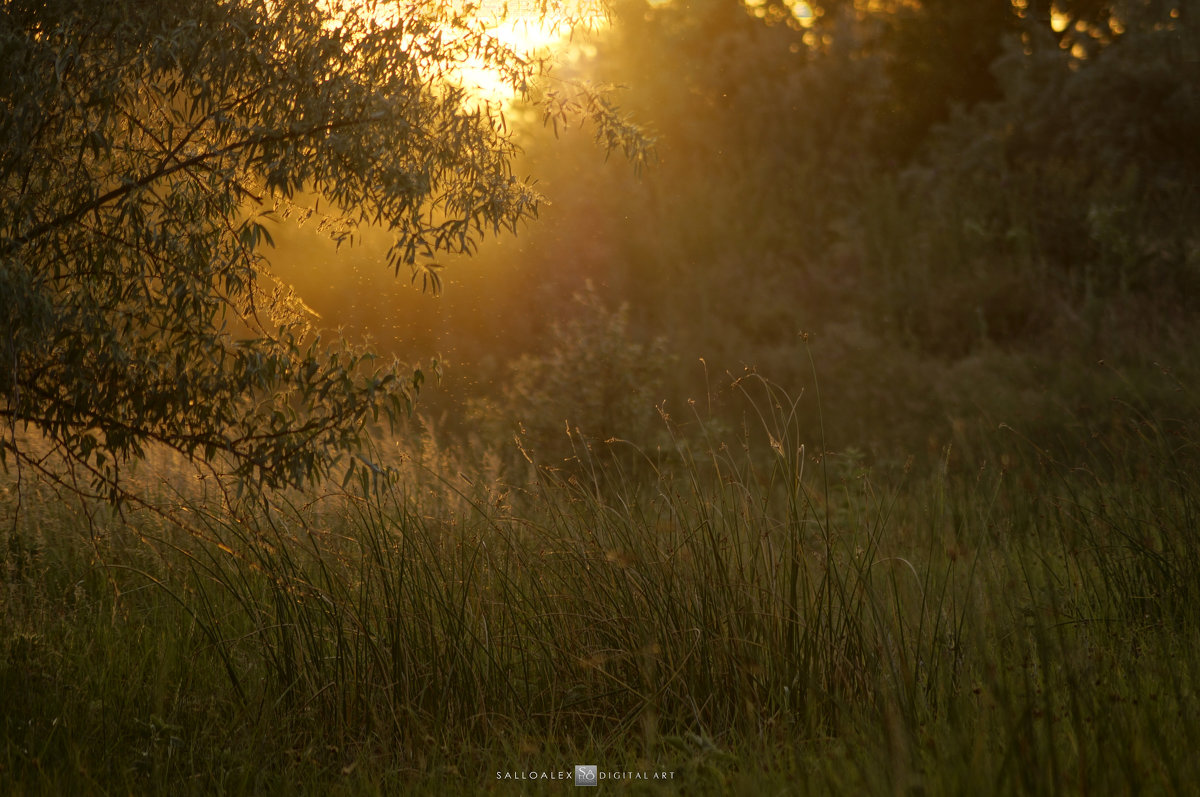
355,0,607,105
458,0,608,103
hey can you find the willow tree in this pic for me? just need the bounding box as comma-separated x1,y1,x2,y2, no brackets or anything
0,0,646,501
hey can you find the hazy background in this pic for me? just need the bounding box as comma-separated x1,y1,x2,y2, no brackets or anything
268,0,1199,470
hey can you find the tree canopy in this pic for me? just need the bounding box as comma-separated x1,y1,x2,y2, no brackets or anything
0,0,645,502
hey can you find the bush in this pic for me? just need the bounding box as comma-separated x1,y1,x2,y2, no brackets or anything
470,283,673,470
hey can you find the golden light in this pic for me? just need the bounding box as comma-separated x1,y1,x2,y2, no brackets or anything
745,0,816,25
466,1,607,104
357,0,607,105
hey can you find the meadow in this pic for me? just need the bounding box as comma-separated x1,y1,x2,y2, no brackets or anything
4,362,1199,793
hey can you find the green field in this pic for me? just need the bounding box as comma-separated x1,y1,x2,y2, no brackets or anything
5,367,1200,793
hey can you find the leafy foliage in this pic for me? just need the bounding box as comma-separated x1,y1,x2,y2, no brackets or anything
900,3,1199,285
0,0,647,500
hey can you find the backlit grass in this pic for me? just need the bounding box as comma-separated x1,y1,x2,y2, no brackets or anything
3,375,1198,794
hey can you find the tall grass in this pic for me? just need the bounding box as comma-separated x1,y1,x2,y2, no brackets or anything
2,375,1199,793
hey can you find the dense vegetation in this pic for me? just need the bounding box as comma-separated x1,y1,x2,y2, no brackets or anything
3,0,1198,793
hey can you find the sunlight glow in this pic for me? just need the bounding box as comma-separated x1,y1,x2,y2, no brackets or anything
360,0,606,105
463,1,606,102
745,0,816,26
